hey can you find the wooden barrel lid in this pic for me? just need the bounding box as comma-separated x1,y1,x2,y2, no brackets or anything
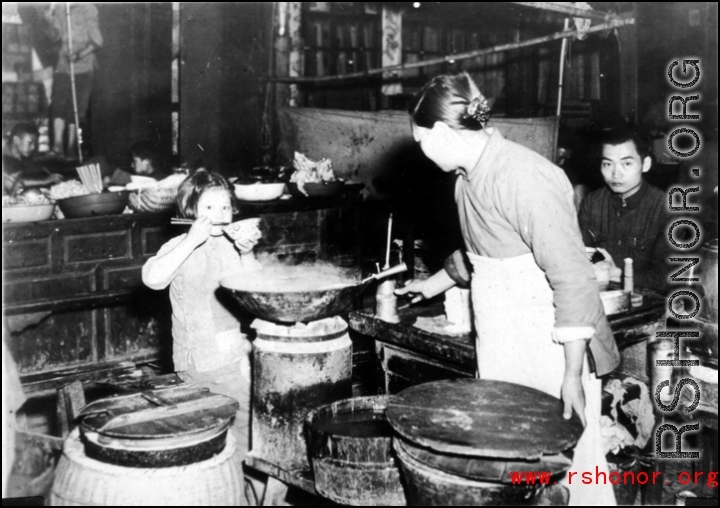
386,379,583,460
395,437,572,483
78,384,239,442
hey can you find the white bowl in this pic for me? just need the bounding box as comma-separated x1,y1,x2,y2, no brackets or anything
233,182,285,201
600,290,630,316
3,203,56,223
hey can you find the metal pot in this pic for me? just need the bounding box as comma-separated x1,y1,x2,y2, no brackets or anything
221,263,407,323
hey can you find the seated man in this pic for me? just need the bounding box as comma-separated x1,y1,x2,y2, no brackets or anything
578,126,672,292
104,140,168,186
2,123,63,196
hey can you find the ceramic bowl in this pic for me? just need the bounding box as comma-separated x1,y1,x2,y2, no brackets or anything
57,191,129,218
233,182,286,201
2,203,56,223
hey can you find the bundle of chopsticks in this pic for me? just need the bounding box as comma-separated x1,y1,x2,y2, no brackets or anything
170,218,230,226
76,163,103,194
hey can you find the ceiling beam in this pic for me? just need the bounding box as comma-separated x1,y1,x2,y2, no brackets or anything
511,2,615,22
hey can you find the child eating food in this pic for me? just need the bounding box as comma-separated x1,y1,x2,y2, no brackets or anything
142,170,261,490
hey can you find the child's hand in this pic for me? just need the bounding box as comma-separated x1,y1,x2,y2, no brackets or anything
235,237,259,255
186,216,212,247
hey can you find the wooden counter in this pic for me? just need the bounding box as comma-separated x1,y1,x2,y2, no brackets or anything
349,289,666,394
3,198,390,395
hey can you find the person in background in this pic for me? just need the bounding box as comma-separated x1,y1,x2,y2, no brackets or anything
2,123,63,196
103,140,168,186
578,126,673,292
142,171,261,503
395,72,618,506
44,2,103,160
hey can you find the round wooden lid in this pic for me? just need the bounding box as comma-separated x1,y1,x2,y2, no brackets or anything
386,379,583,460
78,384,239,441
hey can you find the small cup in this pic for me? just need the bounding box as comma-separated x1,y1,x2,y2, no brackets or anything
376,280,399,323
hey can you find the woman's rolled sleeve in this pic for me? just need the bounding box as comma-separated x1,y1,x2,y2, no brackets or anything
444,249,471,288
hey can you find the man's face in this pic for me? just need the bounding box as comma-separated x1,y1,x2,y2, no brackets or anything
132,156,152,175
601,140,650,199
13,134,37,158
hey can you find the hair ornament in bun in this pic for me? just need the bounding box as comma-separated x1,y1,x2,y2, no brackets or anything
464,94,490,125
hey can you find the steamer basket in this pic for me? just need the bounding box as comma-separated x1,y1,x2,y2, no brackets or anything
128,188,177,212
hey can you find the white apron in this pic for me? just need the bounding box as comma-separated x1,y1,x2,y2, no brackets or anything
468,251,616,506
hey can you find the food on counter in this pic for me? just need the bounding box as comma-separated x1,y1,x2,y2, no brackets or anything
223,218,262,243
2,192,52,206
127,173,187,212
233,166,291,184
49,180,91,200
126,172,188,191
125,175,158,190
232,264,359,293
290,152,342,196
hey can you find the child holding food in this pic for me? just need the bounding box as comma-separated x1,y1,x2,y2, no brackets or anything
142,170,262,489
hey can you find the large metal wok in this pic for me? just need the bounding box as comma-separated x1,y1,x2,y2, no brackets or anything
220,263,406,323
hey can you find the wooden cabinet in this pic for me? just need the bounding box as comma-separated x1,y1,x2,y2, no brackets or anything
2,198,390,395
3,213,175,388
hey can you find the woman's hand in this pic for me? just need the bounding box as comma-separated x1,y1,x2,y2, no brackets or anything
561,372,586,427
186,216,212,247
395,269,457,303
395,278,434,303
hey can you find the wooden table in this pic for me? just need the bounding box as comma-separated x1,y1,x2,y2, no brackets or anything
349,288,666,394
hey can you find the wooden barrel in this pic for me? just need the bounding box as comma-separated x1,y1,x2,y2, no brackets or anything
305,395,406,506
394,438,541,506
50,429,242,506
5,431,56,500
387,379,583,506
252,317,353,469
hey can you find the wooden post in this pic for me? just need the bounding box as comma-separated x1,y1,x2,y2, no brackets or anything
287,2,302,107
617,11,638,123
381,6,402,97
556,18,570,118
56,380,86,437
